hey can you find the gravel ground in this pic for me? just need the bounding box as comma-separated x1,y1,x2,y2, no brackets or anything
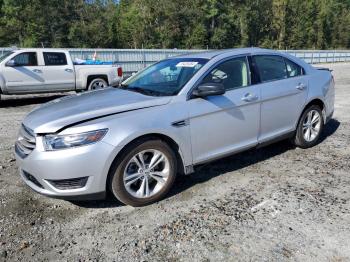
0,63,349,262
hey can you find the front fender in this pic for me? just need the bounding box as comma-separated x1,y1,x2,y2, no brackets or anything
60,102,193,168
118,127,187,157
106,124,192,169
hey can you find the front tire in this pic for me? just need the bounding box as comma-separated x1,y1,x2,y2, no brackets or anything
293,105,324,148
109,139,177,207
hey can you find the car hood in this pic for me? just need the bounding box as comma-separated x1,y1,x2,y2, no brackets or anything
23,88,172,134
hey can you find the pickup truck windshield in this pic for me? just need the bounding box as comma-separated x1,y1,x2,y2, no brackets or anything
0,51,13,63
122,58,208,96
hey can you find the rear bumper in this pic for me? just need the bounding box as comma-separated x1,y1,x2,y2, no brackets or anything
109,76,122,87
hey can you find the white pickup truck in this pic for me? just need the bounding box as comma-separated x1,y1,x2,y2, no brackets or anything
0,49,123,99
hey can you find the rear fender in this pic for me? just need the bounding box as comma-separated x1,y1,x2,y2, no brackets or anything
75,67,113,90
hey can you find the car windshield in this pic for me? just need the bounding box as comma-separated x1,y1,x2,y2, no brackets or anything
121,58,208,96
0,51,13,63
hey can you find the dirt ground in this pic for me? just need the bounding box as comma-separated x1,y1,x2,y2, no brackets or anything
0,63,349,262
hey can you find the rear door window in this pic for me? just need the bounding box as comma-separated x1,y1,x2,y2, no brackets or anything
12,52,38,66
253,55,287,82
284,58,304,77
43,52,67,66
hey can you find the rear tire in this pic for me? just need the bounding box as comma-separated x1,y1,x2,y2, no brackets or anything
293,105,324,148
87,78,108,90
109,139,177,207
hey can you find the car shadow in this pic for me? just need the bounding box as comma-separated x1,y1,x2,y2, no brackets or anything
167,118,340,199
318,118,340,143
70,118,340,209
70,194,124,208
0,94,66,108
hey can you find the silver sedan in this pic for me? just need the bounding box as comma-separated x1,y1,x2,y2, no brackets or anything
15,48,335,206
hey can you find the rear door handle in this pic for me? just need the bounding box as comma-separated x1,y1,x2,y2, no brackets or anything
65,68,73,73
32,69,42,73
296,83,306,90
241,93,258,102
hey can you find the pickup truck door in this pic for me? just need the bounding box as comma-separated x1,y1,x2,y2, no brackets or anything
187,56,260,164
41,52,75,91
2,52,44,93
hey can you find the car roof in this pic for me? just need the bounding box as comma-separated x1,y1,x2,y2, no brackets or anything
172,47,315,75
15,48,68,53
171,47,278,59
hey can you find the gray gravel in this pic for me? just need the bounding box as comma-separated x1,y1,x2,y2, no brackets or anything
0,63,350,261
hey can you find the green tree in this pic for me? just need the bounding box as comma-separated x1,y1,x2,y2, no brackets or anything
0,0,349,49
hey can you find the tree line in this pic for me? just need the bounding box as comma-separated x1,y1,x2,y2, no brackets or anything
0,0,349,50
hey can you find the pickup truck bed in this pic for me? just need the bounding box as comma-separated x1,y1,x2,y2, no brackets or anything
0,49,123,98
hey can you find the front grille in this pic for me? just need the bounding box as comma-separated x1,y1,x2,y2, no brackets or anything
47,177,89,190
23,170,44,189
15,124,36,158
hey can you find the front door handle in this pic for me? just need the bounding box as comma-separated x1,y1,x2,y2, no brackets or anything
65,68,73,73
296,83,306,90
241,93,258,102
32,69,42,73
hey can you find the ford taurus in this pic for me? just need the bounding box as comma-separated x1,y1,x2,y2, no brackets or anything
15,48,335,206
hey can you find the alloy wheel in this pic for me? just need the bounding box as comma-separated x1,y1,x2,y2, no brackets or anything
302,109,321,142
123,149,170,198
91,80,107,90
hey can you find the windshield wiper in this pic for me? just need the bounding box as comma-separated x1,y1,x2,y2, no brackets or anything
121,86,164,97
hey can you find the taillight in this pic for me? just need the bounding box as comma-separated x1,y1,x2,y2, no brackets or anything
117,67,123,77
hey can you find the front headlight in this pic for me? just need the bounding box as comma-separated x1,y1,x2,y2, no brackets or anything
43,129,108,151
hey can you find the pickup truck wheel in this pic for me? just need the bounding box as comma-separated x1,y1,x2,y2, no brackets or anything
293,105,324,148
109,139,177,207
88,78,108,90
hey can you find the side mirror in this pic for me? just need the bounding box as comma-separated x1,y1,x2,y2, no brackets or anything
192,83,225,98
6,60,16,67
